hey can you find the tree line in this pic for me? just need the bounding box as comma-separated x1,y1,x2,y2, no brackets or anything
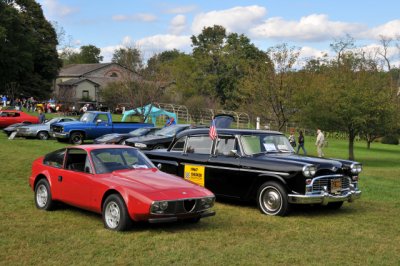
98,26,399,159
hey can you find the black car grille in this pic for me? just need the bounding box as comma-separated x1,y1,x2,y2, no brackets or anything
312,175,351,192
162,198,209,214
51,125,63,133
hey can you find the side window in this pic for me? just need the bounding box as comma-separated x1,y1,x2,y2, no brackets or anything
65,149,88,172
216,137,236,156
186,135,212,154
43,149,66,168
171,137,186,152
96,114,109,123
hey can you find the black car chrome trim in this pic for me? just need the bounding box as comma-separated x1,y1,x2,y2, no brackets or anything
151,159,179,167
180,162,290,176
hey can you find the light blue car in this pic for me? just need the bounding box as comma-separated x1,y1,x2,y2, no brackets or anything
17,117,76,140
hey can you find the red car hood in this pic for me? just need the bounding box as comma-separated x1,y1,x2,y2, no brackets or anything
109,169,212,200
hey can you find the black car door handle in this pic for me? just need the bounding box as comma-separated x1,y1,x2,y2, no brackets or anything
58,175,63,182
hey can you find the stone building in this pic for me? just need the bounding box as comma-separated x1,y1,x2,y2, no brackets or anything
54,63,135,107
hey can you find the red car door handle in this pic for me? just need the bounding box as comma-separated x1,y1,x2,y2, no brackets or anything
58,176,63,182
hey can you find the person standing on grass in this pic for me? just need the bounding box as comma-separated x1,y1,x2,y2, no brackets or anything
296,130,307,155
2,95,7,107
315,129,325,157
38,109,46,124
164,116,176,127
288,131,296,148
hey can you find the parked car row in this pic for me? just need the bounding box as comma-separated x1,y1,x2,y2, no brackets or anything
25,113,362,231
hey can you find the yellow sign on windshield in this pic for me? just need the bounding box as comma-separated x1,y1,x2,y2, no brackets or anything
184,165,205,187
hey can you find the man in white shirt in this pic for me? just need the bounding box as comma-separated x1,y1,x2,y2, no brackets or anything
315,129,325,157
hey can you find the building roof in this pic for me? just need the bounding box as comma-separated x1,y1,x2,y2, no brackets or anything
59,63,116,77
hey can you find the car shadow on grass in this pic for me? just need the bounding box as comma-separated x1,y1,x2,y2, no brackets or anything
54,202,216,232
215,197,364,218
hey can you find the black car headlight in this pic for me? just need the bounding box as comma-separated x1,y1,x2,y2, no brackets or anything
151,201,168,214
200,197,214,209
302,165,317,177
350,163,362,174
134,143,147,148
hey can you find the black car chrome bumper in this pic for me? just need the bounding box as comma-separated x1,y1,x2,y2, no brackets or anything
288,190,361,205
148,210,215,224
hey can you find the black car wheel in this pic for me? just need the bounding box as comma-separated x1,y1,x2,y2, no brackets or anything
37,131,49,140
70,132,84,145
102,194,131,231
257,181,289,216
34,179,54,211
326,201,344,209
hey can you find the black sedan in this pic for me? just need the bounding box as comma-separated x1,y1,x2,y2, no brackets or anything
144,128,362,216
125,124,196,150
94,127,159,144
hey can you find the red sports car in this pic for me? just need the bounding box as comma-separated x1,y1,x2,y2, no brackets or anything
0,110,39,128
29,145,215,231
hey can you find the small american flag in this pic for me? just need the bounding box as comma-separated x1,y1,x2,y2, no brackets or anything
209,119,218,140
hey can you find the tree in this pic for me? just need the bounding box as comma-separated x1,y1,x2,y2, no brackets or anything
190,25,270,109
101,50,172,122
62,44,103,65
112,47,142,71
0,0,61,98
299,38,396,160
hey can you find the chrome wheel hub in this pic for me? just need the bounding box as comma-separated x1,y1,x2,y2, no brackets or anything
262,187,282,213
105,202,120,229
36,184,48,208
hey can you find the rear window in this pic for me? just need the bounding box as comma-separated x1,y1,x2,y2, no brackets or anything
43,149,65,168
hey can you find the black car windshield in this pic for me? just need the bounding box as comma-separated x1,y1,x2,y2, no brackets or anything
155,125,186,137
240,134,294,155
91,148,155,174
79,112,96,122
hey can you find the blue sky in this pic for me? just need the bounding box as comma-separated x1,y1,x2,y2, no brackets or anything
37,0,400,64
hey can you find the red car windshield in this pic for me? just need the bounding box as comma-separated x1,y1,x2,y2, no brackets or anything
90,148,155,174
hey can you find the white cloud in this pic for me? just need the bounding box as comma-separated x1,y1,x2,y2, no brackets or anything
251,14,366,42
100,35,192,62
169,15,187,35
41,0,78,17
300,46,329,59
165,5,197,14
192,5,266,34
112,13,157,22
363,20,400,40
136,34,192,54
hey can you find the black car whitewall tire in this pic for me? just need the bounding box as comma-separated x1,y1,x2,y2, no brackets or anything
70,132,84,145
257,181,289,216
102,194,130,231
34,179,54,210
37,131,49,140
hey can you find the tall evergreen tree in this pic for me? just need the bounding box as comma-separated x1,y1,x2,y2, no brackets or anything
0,0,61,99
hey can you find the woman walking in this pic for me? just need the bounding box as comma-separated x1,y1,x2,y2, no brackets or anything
296,130,307,155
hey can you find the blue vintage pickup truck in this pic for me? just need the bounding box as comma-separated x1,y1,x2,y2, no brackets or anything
50,111,154,144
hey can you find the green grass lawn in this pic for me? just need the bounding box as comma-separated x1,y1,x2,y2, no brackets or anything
0,132,399,265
